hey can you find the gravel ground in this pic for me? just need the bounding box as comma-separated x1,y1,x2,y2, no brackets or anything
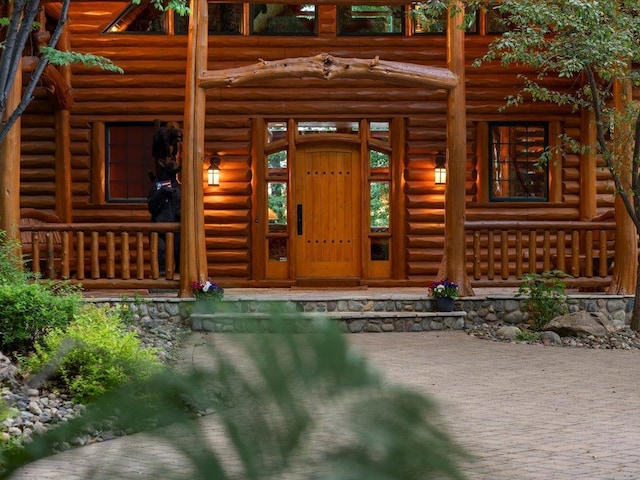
465,322,640,349
0,316,191,450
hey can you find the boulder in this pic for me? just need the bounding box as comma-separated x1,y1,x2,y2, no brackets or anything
543,311,616,337
540,331,562,346
0,352,21,389
495,325,521,341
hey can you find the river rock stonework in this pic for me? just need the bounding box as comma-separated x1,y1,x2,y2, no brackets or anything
84,293,634,334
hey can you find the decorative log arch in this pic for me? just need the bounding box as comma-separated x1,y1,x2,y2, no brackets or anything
199,53,459,91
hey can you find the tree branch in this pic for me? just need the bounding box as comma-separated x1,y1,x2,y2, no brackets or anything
0,0,70,145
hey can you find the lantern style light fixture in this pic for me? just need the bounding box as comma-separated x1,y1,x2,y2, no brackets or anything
207,153,221,186
434,151,447,185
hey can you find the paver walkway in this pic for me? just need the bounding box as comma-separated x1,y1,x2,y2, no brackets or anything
9,331,640,479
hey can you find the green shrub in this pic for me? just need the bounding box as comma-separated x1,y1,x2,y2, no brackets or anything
0,230,31,285
0,282,82,358
23,304,165,403
517,270,569,331
515,330,541,342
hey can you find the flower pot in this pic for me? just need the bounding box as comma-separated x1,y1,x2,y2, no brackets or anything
193,298,219,314
434,297,455,312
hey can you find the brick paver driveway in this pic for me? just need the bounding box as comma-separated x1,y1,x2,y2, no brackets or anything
10,331,640,479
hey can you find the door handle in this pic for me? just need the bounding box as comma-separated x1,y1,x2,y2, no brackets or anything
297,204,303,235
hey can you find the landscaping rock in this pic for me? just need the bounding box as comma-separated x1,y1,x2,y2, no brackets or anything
540,331,562,346
495,325,521,340
544,311,616,337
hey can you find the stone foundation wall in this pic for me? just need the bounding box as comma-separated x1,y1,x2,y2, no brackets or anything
86,294,635,333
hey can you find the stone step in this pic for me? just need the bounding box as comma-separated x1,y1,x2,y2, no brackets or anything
191,309,467,333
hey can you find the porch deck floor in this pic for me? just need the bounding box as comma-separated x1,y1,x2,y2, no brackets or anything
82,286,523,301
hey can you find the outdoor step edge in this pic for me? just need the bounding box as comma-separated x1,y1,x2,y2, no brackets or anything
190,311,467,320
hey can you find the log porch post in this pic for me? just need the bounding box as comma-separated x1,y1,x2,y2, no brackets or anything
606,79,637,294
442,1,473,295
54,28,72,223
0,59,21,257
180,0,209,297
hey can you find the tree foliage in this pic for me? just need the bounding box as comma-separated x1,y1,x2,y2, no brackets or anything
418,0,640,327
0,0,189,145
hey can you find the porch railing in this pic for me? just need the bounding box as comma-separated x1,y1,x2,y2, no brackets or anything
465,221,615,289
19,222,180,290
19,220,616,291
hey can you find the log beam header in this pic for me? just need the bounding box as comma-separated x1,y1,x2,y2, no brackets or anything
199,53,458,90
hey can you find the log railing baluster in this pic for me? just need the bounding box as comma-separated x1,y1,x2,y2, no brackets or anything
515,231,523,279
121,232,130,280
571,230,580,277
76,232,85,280
584,230,593,277
473,231,481,279
150,232,159,279
136,232,144,280
487,231,495,280
528,231,536,274
543,231,551,272
91,231,100,279
500,231,509,280
106,231,115,279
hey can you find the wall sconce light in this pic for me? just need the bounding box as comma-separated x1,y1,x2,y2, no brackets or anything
434,151,447,185
207,153,221,186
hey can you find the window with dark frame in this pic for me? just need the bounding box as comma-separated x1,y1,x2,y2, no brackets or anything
250,4,317,35
411,3,478,34
489,123,549,202
338,5,404,35
106,123,157,202
105,2,514,37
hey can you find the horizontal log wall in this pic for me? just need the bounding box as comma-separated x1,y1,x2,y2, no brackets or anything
49,3,614,287
22,89,57,212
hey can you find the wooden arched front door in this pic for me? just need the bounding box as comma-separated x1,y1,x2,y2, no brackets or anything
294,142,362,280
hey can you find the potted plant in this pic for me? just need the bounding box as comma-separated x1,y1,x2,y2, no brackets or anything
429,279,458,312
192,280,225,314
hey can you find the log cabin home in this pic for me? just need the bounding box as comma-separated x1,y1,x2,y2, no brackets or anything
7,0,630,297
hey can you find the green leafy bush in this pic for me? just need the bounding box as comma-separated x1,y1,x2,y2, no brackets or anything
0,230,82,358
515,330,541,343
0,282,82,358
0,231,29,285
23,305,165,403
517,270,569,331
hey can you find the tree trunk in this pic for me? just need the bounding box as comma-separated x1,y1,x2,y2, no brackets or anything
631,261,640,331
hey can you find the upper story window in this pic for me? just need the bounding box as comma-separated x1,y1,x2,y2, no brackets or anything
251,4,317,35
489,123,548,202
411,3,477,34
106,123,158,202
105,3,168,33
338,5,404,35
105,2,510,37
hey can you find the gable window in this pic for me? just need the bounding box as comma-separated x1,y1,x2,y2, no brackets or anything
104,3,168,33
489,123,548,202
338,5,404,35
106,123,157,202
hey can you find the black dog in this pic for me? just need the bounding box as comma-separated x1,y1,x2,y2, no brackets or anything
148,125,182,275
